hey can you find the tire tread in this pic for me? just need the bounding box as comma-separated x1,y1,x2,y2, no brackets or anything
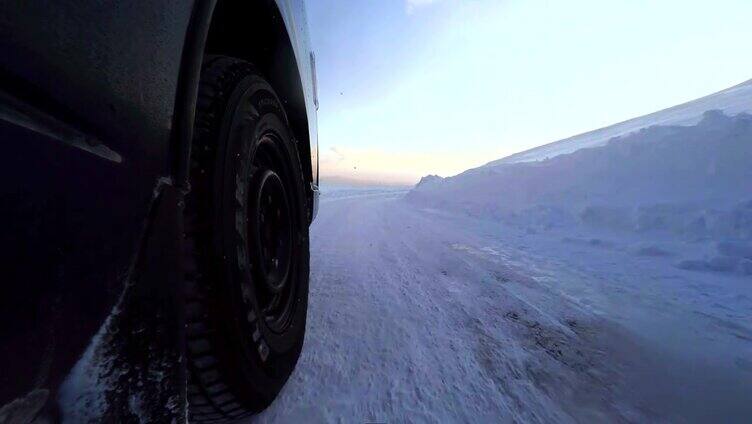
184,55,260,423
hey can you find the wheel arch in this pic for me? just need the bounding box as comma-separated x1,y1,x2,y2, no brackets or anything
172,0,312,194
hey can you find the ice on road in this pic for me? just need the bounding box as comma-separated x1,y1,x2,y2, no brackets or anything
252,190,752,423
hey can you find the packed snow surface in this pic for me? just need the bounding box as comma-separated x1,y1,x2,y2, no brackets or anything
255,195,750,422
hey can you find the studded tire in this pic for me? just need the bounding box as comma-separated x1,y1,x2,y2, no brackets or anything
184,56,310,422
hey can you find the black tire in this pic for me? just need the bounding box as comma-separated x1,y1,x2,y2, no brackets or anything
184,56,309,422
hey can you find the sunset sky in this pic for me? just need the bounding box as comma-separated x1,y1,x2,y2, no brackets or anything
307,0,752,186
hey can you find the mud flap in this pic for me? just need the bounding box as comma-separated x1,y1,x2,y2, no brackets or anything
56,183,187,423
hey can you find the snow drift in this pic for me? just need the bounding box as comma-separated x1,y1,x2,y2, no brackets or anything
408,110,752,275
487,79,752,165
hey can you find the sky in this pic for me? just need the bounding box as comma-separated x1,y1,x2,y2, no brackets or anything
306,0,752,186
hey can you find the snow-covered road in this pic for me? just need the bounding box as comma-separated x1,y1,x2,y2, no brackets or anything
254,190,752,423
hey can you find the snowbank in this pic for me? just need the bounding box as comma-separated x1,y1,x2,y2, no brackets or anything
487,79,752,165
408,110,752,275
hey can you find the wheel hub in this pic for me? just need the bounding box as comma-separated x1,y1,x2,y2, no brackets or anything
249,168,293,295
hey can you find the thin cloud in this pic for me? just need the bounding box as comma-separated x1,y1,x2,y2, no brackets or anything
329,147,346,164
406,0,442,14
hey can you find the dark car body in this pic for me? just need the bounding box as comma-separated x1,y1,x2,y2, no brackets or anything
0,0,318,420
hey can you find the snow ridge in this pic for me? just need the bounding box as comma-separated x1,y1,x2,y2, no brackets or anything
486,79,752,166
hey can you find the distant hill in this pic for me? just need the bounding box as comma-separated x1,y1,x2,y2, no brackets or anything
415,174,444,188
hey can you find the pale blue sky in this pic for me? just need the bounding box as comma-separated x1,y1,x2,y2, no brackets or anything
307,0,752,184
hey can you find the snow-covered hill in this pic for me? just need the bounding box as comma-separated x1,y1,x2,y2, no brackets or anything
487,79,752,166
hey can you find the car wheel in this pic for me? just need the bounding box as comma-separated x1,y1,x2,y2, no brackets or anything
184,55,309,422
